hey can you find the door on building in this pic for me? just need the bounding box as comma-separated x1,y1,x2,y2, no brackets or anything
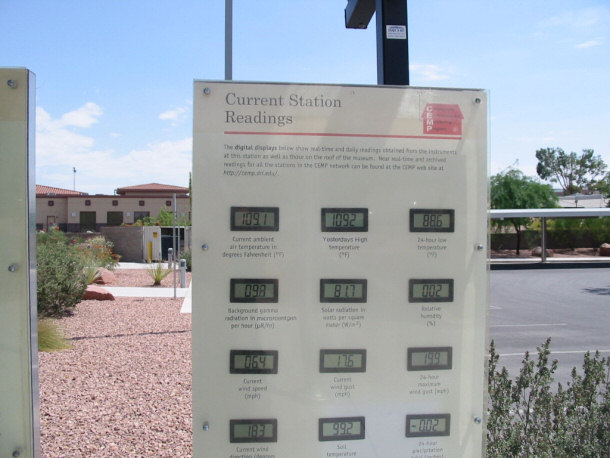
46,216,56,230
107,211,123,226
80,211,96,232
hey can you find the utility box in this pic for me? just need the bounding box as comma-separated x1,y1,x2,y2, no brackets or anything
192,81,488,457
0,68,39,457
142,226,162,261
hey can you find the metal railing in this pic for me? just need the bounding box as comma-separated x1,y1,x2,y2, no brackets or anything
489,208,610,263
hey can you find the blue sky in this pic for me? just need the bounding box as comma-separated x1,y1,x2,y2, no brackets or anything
2,0,609,194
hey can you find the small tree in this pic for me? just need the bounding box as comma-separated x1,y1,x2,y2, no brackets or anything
37,229,87,317
536,147,607,195
491,169,558,254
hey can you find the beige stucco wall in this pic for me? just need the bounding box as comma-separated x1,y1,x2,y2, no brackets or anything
36,195,190,230
36,197,69,228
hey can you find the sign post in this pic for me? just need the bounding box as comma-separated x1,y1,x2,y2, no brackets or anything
0,68,39,458
345,0,410,85
192,81,488,457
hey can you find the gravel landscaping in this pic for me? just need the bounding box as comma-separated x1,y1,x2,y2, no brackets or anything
39,271,192,457
110,269,192,288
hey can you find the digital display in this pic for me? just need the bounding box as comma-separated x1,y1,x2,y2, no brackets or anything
230,419,277,443
320,279,367,303
406,414,451,437
230,279,278,303
320,349,366,373
231,206,279,231
230,350,278,374
409,279,454,303
410,209,454,232
408,347,452,371
321,208,368,232
319,417,365,441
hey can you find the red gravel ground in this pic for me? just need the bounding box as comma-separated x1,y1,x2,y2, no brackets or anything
39,280,192,456
110,269,192,288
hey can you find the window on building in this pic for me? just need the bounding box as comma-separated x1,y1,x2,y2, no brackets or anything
112,200,119,206
139,200,145,206
48,200,54,206
166,200,172,207
107,211,123,226
85,200,91,206
79,211,96,232
134,211,150,223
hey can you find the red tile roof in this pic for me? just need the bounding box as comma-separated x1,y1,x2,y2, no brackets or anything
116,183,189,195
36,185,88,196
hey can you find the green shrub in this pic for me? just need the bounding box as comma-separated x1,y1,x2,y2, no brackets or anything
38,319,72,352
182,249,192,272
548,217,610,249
37,229,87,317
74,235,120,270
146,263,172,286
487,338,609,456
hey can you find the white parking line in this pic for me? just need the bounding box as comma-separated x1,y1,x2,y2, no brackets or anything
490,323,567,328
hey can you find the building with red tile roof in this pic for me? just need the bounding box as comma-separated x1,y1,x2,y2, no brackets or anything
36,183,190,232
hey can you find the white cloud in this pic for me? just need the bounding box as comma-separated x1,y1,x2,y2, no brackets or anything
159,107,187,120
540,7,607,29
159,103,190,125
36,104,192,194
73,138,193,193
410,63,452,82
60,102,103,128
36,104,102,165
575,39,603,49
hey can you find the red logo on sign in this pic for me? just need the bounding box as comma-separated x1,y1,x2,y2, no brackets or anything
422,104,463,135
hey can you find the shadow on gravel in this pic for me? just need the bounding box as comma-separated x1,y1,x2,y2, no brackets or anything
70,329,191,341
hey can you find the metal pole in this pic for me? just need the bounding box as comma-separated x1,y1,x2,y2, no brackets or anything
225,0,233,80
375,0,409,85
173,193,177,299
541,217,547,263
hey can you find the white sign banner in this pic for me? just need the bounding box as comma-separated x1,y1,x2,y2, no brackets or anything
193,81,488,457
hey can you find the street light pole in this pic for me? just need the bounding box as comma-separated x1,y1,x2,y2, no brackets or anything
225,0,232,80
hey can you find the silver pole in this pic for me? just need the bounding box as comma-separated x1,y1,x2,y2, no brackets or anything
541,217,547,264
173,193,177,299
225,0,233,80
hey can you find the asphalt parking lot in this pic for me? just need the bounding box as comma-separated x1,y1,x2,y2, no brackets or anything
489,267,610,386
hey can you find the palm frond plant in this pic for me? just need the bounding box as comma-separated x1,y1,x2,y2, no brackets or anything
38,319,72,352
146,263,172,286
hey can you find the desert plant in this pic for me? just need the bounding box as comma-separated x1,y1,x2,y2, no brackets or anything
487,338,610,456
182,249,192,272
37,230,87,317
38,319,72,352
146,263,172,286
83,263,102,285
74,235,119,270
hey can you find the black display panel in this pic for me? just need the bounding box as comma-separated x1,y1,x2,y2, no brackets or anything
230,350,279,374
408,279,454,303
230,278,278,303
320,279,367,303
320,349,367,373
408,347,453,371
409,209,454,232
321,208,368,232
319,416,365,441
230,419,278,443
231,206,279,231
406,414,451,437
